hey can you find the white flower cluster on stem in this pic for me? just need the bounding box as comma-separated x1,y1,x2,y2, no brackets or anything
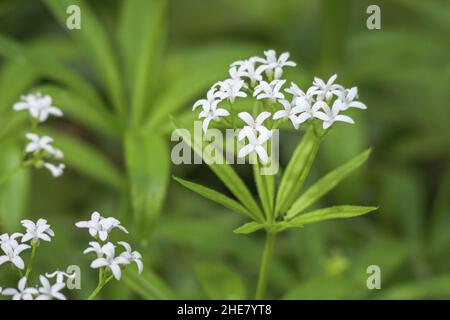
12,92,65,177
192,50,367,164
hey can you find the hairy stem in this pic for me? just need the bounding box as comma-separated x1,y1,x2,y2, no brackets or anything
255,232,277,300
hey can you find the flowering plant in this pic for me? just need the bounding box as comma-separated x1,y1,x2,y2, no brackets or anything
174,50,378,299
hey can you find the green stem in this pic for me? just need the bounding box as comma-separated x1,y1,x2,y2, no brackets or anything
255,232,277,300
87,269,113,300
25,242,37,278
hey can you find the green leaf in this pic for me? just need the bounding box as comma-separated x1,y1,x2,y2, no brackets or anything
286,148,371,218
233,221,265,234
275,126,322,216
277,205,378,232
172,118,264,222
125,131,169,236
44,0,124,115
118,0,167,126
122,269,174,300
174,176,253,219
253,162,274,220
195,262,247,299
41,129,123,190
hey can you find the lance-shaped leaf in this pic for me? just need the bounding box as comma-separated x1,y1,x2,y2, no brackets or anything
253,162,274,221
233,222,265,235
172,118,264,222
286,148,371,219
174,176,253,219
275,126,322,216
276,205,378,232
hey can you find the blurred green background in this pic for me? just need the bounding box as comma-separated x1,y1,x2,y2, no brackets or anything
0,0,449,299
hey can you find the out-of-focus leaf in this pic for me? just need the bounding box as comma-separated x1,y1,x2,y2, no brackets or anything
172,118,264,222
122,269,174,300
125,131,169,237
44,0,124,115
174,176,253,219
287,148,371,218
0,140,30,231
118,0,167,126
275,126,322,215
233,221,264,234
283,277,365,299
42,129,123,190
195,262,247,299
277,205,378,232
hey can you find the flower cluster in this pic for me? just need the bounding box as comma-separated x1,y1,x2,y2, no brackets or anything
192,50,367,164
0,219,66,300
76,211,143,280
13,92,65,177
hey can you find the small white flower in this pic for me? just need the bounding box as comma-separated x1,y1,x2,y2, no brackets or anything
273,99,303,129
0,241,30,269
118,241,143,273
75,211,129,241
25,133,62,157
44,163,65,177
192,86,222,111
36,275,66,300
261,50,296,79
237,111,272,141
310,74,343,101
21,219,55,243
313,100,355,129
13,93,63,122
0,233,23,246
217,79,247,103
295,99,328,126
228,66,247,82
198,99,230,133
1,277,38,300
231,58,267,86
83,241,104,258
90,243,129,280
337,87,367,111
238,130,272,164
253,80,286,101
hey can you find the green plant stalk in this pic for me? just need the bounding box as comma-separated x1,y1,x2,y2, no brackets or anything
255,231,277,299
87,268,113,300
25,242,37,278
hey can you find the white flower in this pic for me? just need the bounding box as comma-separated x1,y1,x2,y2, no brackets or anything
273,99,303,129
217,79,247,103
261,50,296,79
253,80,286,101
0,233,23,246
0,241,30,269
83,241,104,258
75,211,129,241
90,243,129,280
192,86,222,111
295,99,328,126
310,74,343,101
313,100,355,129
1,277,38,300
21,219,55,243
44,163,65,177
13,93,63,122
231,58,267,86
25,133,62,157
237,111,272,141
36,275,66,300
228,66,247,82
118,241,143,273
238,130,272,164
198,99,230,133
337,87,367,111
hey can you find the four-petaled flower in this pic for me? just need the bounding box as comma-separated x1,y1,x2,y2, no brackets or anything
83,241,104,258
75,211,129,241
261,50,296,79
310,74,343,101
231,58,267,86
313,100,355,129
1,277,38,300
36,275,66,300
13,93,63,122
253,80,286,101
25,133,62,157
237,111,271,141
198,99,230,133
43,163,65,177
192,86,221,111
295,99,328,126
21,219,55,243
90,242,129,280
337,87,367,111
118,241,143,273
238,130,272,164
216,79,247,103
0,240,30,269
273,99,303,129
